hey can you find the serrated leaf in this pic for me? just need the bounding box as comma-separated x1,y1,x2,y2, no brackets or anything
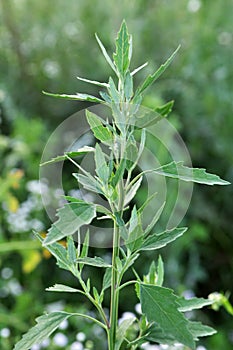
148,319,216,345
141,227,187,251
40,147,95,166
86,110,112,144
188,321,216,340
95,143,109,183
113,20,130,76
76,256,111,268
43,202,96,245
115,317,135,350
140,284,195,349
73,173,103,194
153,161,230,185
77,76,109,88
177,296,213,312
34,232,69,270
135,45,180,97
95,33,117,73
125,176,143,206
46,284,82,293
14,312,72,350
42,91,103,103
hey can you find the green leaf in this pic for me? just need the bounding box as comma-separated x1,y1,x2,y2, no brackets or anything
177,296,213,312
77,76,109,88
67,236,77,262
86,110,112,144
102,267,112,291
46,284,83,293
126,206,144,252
40,147,95,166
99,91,112,103
141,227,187,251
111,158,126,187
124,71,133,101
125,176,143,206
42,91,103,103
148,319,216,344
135,45,180,97
95,143,109,183
125,139,138,170
95,33,117,73
155,100,174,117
73,173,103,194
188,321,216,340
140,284,195,349
80,230,89,258
76,256,111,268
13,312,72,350
108,77,121,103
43,202,96,245
143,202,166,236
157,255,164,286
34,232,69,270
113,20,130,76
153,161,230,185
115,212,128,240
115,317,135,350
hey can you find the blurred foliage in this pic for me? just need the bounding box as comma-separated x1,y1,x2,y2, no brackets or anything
0,0,232,349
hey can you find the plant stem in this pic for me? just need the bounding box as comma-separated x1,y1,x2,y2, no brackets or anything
109,221,120,349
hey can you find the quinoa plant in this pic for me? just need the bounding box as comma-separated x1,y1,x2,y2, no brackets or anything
14,21,230,350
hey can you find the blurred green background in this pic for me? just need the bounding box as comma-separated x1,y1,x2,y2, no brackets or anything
0,0,232,349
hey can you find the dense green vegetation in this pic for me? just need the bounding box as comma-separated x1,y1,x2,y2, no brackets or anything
0,1,232,349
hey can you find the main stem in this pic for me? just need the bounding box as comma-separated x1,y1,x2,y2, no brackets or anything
109,221,120,349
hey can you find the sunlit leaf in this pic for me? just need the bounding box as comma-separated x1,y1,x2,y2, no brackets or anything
153,161,230,185
42,91,103,103
141,227,187,251
14,312,72,350
95,143,109,183
43,202,96,245
86,110,112,144
95,33,117,73
40,147,94,166
113,20,130,76
77,76,109,87
76,256,111,268
46,284,83,293
125,176,143,206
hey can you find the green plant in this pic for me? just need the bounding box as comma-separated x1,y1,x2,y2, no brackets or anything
14,21,230,350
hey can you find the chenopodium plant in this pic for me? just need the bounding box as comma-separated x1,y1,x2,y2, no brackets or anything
15,21,230,350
